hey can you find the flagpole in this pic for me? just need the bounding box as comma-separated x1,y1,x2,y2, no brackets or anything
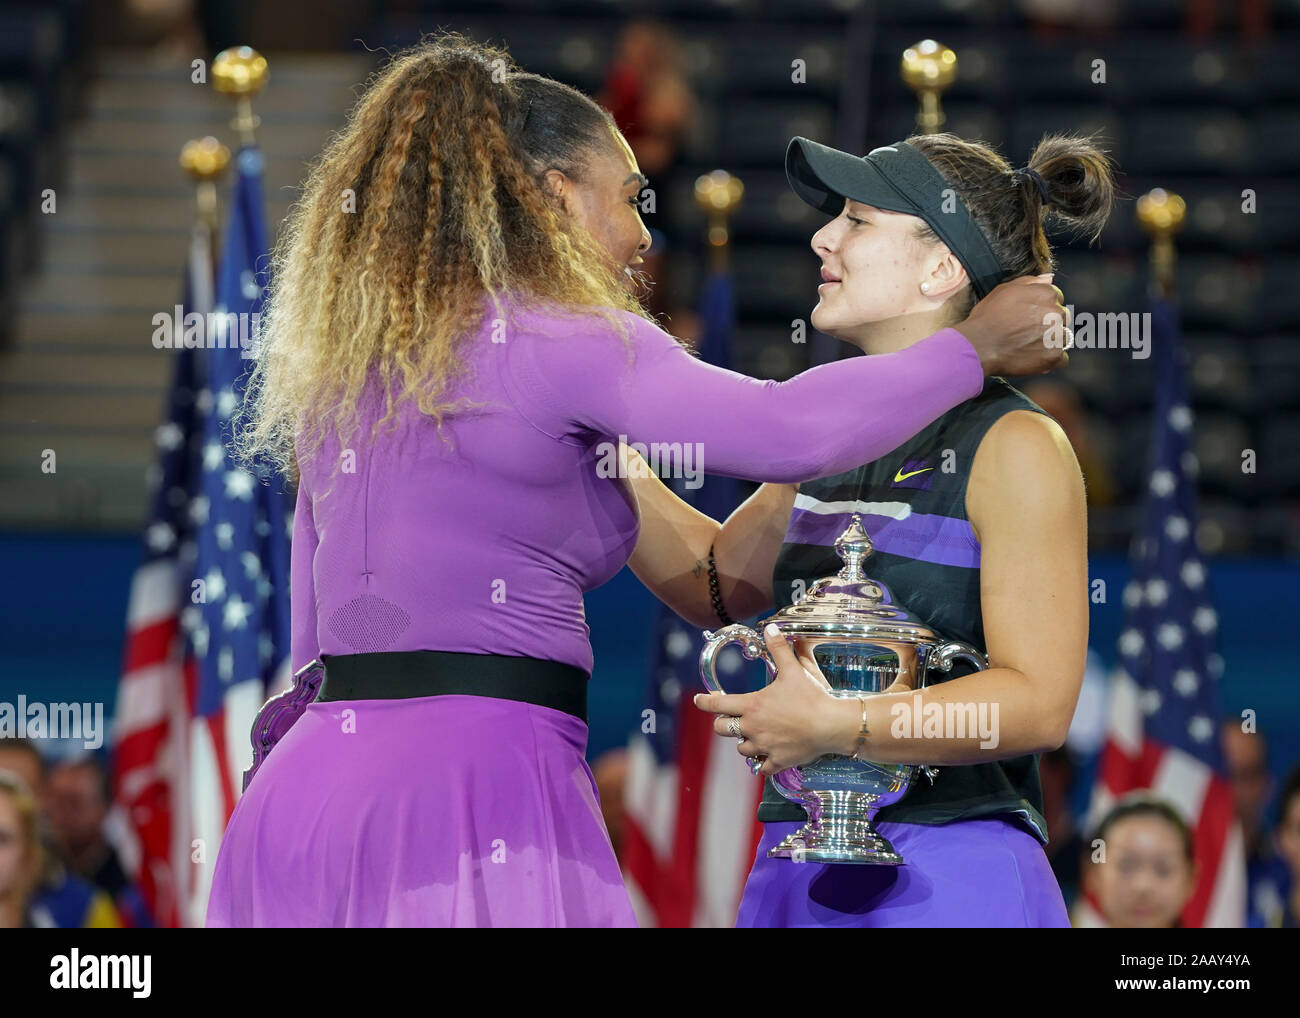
1080,185,1245,928
902,39,956,135
1137,188,1187,300
212,46,267,149
184,42,290,929
180,136,229,233
179,136,229,307
694,169,742,275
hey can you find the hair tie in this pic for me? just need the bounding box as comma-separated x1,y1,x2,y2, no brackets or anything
1013,166,1051,207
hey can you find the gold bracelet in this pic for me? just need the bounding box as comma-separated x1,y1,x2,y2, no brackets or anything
849,695,869,760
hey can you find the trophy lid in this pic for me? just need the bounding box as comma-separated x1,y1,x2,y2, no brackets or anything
771,514,939,642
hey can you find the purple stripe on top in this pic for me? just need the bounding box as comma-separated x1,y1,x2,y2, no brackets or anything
786,503,980,569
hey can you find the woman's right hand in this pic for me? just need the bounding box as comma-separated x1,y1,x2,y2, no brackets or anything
957,273,1072,377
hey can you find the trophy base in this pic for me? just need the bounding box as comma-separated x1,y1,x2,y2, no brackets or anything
766,788,906,864
768,824,904,865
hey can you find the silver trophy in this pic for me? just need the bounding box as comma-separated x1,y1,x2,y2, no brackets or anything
700,514,987,865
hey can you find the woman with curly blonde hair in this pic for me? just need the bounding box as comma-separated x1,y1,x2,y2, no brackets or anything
207,32,1068,927
0,772,44,928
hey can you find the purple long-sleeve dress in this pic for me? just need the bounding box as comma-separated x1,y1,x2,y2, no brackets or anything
204,295,982,927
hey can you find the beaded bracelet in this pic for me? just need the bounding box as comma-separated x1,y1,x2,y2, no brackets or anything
707,543,735,626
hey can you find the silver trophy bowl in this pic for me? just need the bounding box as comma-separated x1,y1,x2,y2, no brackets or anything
700,514,986,865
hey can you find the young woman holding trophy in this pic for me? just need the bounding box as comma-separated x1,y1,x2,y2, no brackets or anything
210,34,1069,927
634,132,1114,926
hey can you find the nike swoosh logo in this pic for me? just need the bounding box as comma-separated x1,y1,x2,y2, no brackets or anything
893,466,934,483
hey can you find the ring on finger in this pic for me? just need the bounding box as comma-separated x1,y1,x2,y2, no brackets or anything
726,716,743,740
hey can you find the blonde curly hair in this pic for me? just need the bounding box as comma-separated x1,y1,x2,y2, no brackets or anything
233,32,652,494
0,771,43,923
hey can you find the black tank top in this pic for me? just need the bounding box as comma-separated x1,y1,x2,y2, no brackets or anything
758,377,1053,845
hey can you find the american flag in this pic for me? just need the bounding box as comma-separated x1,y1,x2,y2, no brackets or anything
112,146,293,928
1081,296,1246,928
623,271,768,927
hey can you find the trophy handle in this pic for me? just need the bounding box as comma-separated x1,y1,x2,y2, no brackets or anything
926,641,989,681
699,623,774,694
917,641,989,784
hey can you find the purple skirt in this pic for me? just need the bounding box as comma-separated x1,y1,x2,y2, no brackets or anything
206,693,635,927
736,817,1071,928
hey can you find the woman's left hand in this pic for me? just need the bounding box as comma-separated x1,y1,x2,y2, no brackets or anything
693,624,849,775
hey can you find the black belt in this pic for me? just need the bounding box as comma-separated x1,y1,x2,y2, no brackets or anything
315,650,588,724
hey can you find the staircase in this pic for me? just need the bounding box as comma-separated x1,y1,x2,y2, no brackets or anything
0,49,373,531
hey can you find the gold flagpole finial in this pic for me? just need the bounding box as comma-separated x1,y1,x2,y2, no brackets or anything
1136,188,1186,298
694,170,744,273
180,136,230,230
901,40,957,135
212,46,268,148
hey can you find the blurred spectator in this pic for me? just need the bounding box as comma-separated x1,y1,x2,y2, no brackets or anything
599,20,693,180
1081,792,1198,928
0,739,121,928
598,19,696,325
1261,765,1300,927
1185,0,1271,43
1021,379,1117,509
1019,0,1120,38
0,771,43,928
592,748,629,864
1040,745,1085,908
47,755,154,927
108,0,249,62
1221,719,1290,927
0,740,43,801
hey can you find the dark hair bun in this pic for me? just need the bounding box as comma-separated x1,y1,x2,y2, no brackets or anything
1028,134,1116,243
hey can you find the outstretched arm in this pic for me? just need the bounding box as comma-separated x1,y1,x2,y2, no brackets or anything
502,277,1068,485
507,316,982,483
